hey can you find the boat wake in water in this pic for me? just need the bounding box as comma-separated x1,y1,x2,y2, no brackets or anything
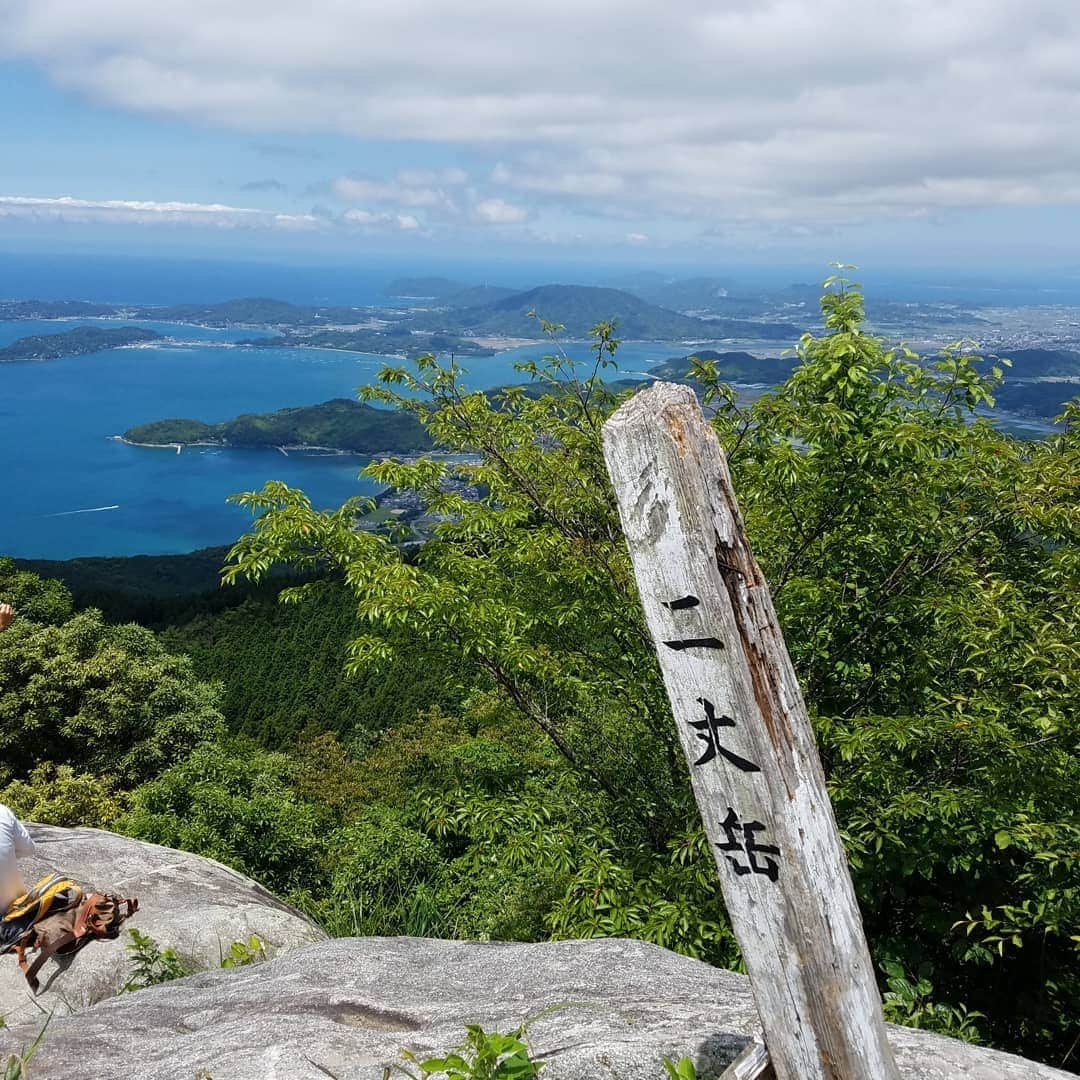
45,505,121,517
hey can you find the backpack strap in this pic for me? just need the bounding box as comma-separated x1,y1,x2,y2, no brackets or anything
73,893,108,939
21,927,89,993
74,894,138,939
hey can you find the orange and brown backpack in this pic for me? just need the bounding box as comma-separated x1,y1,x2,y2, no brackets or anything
0,874,138,993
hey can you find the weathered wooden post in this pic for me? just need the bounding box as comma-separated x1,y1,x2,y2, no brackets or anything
602,382,900,1080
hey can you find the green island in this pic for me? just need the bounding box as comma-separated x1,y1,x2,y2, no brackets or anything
0,325,162,363
0,299,122,320
122,397,432,453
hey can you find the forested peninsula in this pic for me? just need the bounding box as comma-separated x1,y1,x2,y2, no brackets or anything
0,325,161,363
122,398,432,453
241,327,496,357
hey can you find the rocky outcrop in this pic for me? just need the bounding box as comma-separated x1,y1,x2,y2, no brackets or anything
0,936,1070,1080
0,825,324,1027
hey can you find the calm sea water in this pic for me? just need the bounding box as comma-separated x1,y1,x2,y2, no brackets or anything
2,323,681,559
0,253,431,307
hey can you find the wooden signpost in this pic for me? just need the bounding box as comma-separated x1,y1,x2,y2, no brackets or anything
601,382,900,1080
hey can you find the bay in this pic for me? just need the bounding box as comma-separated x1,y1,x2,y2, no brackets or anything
1,323,680,559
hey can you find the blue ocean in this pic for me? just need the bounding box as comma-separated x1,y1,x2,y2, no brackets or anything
1,267,680,559
1,252,1067,559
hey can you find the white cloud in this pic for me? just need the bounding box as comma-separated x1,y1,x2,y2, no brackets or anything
491,162,624,197
471,197,529,225
341,207,422,233
6,1,1080,229
332,169,532,229
396,168,468,187
0,193,424,236
332,176,450,209
0,194,322,230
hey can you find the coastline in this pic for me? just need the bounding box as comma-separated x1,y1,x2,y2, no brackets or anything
110,434,454,459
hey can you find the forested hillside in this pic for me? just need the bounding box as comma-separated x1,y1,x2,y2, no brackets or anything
2,279,1078,1072
159,585,466,747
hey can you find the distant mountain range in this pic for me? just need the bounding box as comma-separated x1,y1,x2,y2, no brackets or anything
987,348,1080,378
411,283,802,340
0,286,800,343
615,274,764,317
384,276,518,308
994,379,1080,421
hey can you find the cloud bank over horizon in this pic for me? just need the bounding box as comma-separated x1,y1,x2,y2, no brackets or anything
3,0,1080,257
0,194,436,237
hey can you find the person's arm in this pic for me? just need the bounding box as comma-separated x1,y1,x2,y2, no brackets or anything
12,817,35,856
0,604,13,631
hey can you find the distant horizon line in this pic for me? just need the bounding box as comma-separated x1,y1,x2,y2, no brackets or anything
3,246,1080,284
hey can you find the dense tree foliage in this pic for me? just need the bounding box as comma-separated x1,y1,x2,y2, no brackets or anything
0,557,75,625
0,559,225,791
0,763,124,829
219,277,1080,1067
119,738,325,894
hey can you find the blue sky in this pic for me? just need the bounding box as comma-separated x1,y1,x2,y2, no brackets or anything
3,0,1080,271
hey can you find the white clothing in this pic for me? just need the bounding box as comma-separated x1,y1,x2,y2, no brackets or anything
0,804,35,912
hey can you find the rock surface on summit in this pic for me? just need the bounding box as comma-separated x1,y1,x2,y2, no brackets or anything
0,824,324,1027
0,935,1072,1080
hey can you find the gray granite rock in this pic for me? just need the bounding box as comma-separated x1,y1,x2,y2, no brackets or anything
0,936,1070,1080
0,824,325,1027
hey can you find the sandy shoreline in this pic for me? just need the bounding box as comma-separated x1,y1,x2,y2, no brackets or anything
112,435,368,455
472,335,544,349
111,435,460,460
